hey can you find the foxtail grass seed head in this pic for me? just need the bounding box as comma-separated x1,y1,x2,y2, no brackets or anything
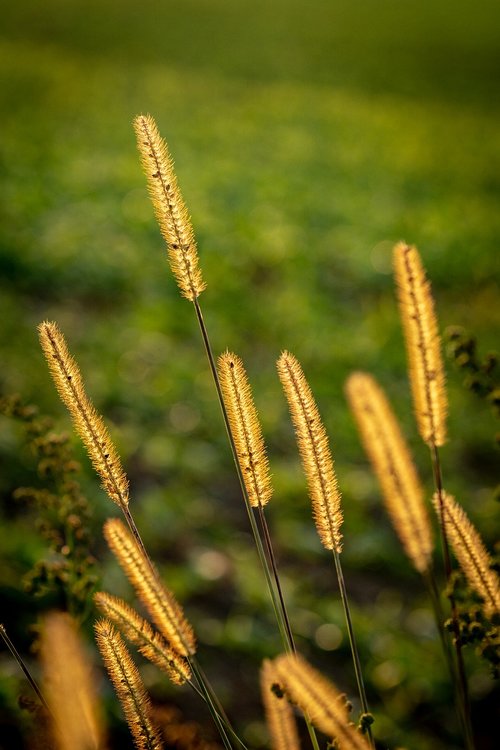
94,592,191,685
41,612,105,750
134,114,206,301
103,518,196,657
94,620,164,750
273,653,370,750
277,351,343,553
218,351,273,508
393,243,447,447
38,321,129,509
434,492,500,619
345,372,433,574
260,659,300,750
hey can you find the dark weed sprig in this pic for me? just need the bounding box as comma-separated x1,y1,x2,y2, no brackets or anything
0,394,98,620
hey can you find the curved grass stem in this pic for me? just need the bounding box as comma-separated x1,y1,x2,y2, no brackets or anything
430,445,474,750
332,551,374,748
0,624,53,719
193,299,322,749
120,505,244,749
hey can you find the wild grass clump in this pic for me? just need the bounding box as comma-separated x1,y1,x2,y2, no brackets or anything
1,113,498,750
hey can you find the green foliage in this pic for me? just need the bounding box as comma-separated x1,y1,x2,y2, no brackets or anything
0,394,98,621
1,2,499,748
446,571,500,678
446,327,499,418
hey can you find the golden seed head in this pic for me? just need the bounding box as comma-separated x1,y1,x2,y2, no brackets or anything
134,114,206,301
94,592,191,685
277,350,343,552
434,492,500,619
218,351,273,508
94,620,164,750
40,612,105,750
103,518,196,656
345,371,433,574
260,659,300,750
393,242,447,447
38,320,129,509
272,653,370,750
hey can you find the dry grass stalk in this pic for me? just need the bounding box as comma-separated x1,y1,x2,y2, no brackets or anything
277,351,343,553
434,492,500,619
272,653,370,750
345,371,434,574
103,518,196,657
40,612,104,750
38,320,129,509
94,592,191,685
260,659,300,750
134,114,206,301
393,242,447,447
218,351,273,508
94,619,164,750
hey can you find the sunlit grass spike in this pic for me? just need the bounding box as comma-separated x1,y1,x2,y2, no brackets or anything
260,659,300,750
273,653,370,750
277,350,342,552
103,518,196,657
38,321,129,509
218,351,273,508
435,492,500,619
393,242,447,447
94,592,191,685
41,612,105,750
134,114,206,301
94,620,164,750
345,371,434,574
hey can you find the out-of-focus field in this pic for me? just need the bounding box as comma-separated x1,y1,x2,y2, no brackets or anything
1,2,499,748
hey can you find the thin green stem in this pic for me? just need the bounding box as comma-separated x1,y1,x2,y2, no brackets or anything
188,658,234,750
332,551,374,748
0,624,53,718
430,444,474,750
120,505,244,749
193,298,292,652
193,298,322,749
257,505,296,652
423,568,456,680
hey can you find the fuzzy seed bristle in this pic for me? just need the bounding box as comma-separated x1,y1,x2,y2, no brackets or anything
277,351,343,552
260,659,300,750
393,243,447,447
38,321,129,509
345,372,433,574
273,653,370,750
134,114,206,301
218,351,273,508
94,620,164,750
103,518,196,657
41,612,105,750
94,592,191,685
434,493,500,619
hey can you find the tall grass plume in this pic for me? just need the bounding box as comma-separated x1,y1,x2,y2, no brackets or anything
103,518,196,657
277,350,342,553
38,321,129,510
134,114,206,301
94,619,164,750
434,493,500,619
345,371,434,574
272,653,370,750
41,612,104,750
393,242,447,448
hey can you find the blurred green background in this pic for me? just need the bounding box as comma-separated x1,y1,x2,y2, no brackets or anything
1,1,499,748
